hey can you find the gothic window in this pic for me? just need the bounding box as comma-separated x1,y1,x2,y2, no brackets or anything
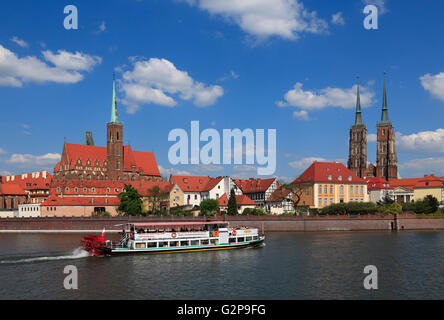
116,161,120,170
117,131,119,140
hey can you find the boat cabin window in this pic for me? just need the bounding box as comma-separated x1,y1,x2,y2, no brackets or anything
200,239,209,245
190,240,199,246
148,242,157,248
229,238,236,243
169,241,179,247
210,239,217,245
159,241,169,248
253,236,259,240
136,243,146,249
237,237,245,242
246,237,252,241
180,241,189,246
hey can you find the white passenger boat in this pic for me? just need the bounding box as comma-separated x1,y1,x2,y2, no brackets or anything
81,221,265,256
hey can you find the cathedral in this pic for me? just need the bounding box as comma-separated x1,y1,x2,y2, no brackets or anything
52,74,162,183
348,73,398,181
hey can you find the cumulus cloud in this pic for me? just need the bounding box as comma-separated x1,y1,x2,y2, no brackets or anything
0,45,101,87
363,0,388,15
277,82,375,119
3,153,61,168
368,133,377,142
399,158,444,177
121,58,224,113
397,129,444,154
10,36,28,48
158,165,191,177
289,157,328,170
331,12,345,26
293,110,309,121
420,72,444,102
180,0,328,41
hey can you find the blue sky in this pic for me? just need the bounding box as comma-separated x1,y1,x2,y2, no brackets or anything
1,0,444,181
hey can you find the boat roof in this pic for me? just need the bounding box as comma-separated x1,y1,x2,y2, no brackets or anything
116,221,228,228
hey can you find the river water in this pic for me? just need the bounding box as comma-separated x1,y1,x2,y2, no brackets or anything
0,231,443,300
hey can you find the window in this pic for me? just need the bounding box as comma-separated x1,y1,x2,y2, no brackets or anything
356,186,359,194
340,185,344,195
246,237,252,241
330,185,333,194
324,185,328,194
158,241,169,248
194,195,198,200
324,198,328,207
201,239,209,245
92,188,96,193
190,240,199,246
350,186,353,194
330,198,333,205
319,185,322,194
169,241,179,247
328,175,332,181
238,237,245,242
65,187,70,192
338,176,343,181
148,242,157,248
318,198,322,206
305,187,310,195
136,243,146,249
74,188,78,193
180,241,189,246
360,186,364,194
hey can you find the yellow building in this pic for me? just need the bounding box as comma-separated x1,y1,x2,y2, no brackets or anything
292,162,369,209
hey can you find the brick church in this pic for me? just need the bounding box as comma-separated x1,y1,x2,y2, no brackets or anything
53,74,161,182
348,73,398,181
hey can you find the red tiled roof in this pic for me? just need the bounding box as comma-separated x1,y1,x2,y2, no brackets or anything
292,162,366,185
41,195,120,206
170,176,223,192
61,143,160,176
129,181,174,196
218,194,256,207
232,178,276,193
390,175,444,190
367,177,392,191
0,184,27,195
266,188,292,202
2,171,52,191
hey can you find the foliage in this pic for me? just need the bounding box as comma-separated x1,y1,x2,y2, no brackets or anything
377,195,395,206
320,202,378,216
118,184,143,216
227,189,238,216
401,201,416,212
241,208,267,216
200,199,220,216
413,195,439,214
377,202,402,215
146,185,169,214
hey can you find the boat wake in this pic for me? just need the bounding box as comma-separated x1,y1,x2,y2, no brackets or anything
0,247,91,265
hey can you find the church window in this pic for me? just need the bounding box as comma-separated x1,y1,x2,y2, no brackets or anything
117,131,119,140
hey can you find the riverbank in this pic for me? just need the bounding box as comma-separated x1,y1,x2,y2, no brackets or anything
2,214,444,232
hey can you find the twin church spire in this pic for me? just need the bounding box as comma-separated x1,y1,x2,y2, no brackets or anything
348,73,398,181
110,72,119,124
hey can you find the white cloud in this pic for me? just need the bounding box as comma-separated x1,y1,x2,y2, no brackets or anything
368,133,377,142
181,0,328,41
399,158,444,177
3,153,61,168
158,165,191,177
289,157,327,170
42,50,102,71
121,58,224,113
397,129,444,154
293,110,309,121
10,36,28,48
363,0,388,15
0,170,12,176
277,82,375,118
420,72,444,102
0,45,101,87
99,21,106,33
331,12,345,25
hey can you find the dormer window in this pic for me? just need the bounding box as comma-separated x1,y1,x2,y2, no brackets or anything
338,176,343,181
348,176,352,181
327,175,332,181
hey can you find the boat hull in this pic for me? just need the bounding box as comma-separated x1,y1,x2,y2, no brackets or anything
105,238,264,256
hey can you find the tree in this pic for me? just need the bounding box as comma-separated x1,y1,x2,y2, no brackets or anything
200,199,220,216
414,195,439,214
146,185,169,214
118,184,143,216
287,184,304,216
227,189,238,215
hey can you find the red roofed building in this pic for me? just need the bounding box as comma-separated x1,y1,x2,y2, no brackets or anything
388,175,444,203
266,187,296,215
291,161,368,209
0,183,27,210
53,75,161,183
367,177,394,203
218,193,256,214
232,178,278,207
170,175,238,207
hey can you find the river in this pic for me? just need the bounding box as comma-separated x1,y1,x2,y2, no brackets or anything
0,231,443,300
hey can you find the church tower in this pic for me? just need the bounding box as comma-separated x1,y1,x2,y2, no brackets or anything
348,77,368,178
106,73,124,180
376,73,398,181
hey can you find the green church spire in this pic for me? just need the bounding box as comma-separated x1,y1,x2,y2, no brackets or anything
355,76,363,126
381,72,390,124
110,72,119,124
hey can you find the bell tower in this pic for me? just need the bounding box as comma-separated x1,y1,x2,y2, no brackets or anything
107,73,124,180
348,77,368,178
376,73,398,181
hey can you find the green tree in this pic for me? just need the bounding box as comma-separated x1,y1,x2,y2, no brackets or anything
414,195,439,214
146,185,169,214
118,184,143,216
200,199,220,216
227,189,238,215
